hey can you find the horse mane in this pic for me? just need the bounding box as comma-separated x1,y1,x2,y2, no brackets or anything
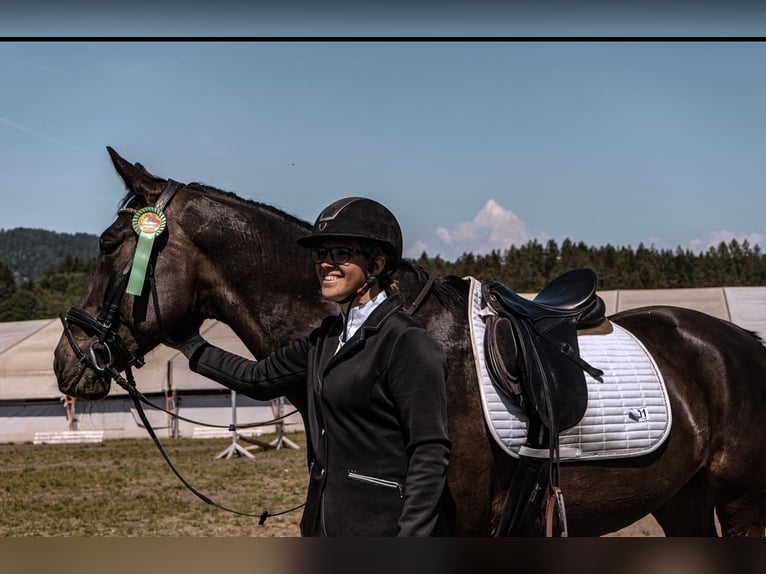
119,179,469,310
117,180,312,231
185,182,311,230
745,328,765,345
397,260,468,308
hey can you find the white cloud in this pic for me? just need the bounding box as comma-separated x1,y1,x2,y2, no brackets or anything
434,199,533,259
410,200,766,261
404,240,431,259
687,230,765,253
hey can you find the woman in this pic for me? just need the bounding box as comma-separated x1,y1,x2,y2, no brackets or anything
178,197,451,537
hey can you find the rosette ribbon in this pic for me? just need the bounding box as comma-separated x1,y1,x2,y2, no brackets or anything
126,207,167,296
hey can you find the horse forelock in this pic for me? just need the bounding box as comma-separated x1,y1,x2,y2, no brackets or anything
118,190,137,210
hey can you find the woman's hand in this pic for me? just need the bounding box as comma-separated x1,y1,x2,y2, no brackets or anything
172,333,209,359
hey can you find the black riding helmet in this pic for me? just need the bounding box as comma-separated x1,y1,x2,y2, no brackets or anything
297,197,403,263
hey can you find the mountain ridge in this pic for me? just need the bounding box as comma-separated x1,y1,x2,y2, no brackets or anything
0,227,99,280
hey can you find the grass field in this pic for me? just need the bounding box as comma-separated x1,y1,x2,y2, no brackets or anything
0,433,308,536
0,432,661,537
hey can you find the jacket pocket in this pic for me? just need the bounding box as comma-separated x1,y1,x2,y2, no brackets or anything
347,470,403,498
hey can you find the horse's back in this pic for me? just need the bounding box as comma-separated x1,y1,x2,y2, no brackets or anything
612,304,766,481
611,304,766,359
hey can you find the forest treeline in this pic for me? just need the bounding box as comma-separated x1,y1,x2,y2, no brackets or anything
0,233,764,322
415,238,766,292
0,228,98,280
0,256,95,322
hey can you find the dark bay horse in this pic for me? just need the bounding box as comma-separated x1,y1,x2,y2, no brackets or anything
53,148,766,536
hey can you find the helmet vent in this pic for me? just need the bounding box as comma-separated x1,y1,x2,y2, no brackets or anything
317,197,360,222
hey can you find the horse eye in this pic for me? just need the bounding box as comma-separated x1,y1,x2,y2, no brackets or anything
99,234,124,255
98,230,124,255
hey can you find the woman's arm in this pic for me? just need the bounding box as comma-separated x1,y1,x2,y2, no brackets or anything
387,327,451,536
187,337,310,401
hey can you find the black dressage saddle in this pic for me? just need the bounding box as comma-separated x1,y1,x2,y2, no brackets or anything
482,268,606,432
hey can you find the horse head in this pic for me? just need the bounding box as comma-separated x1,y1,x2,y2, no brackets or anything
53,147,209,399
54,147,330,401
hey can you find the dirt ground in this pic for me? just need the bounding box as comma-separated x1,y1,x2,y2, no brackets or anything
608,515,664,537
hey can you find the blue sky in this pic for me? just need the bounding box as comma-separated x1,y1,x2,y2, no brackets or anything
1,40,765,260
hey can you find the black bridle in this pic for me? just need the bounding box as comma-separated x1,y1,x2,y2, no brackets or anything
61,180,184,376
60,180,303,523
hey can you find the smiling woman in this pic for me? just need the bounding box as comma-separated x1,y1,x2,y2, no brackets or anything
310,240,378,304
177,196,453,537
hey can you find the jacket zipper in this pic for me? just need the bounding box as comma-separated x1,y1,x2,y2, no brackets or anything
347,471,404,498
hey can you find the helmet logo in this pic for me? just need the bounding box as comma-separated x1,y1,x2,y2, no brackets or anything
318,222,327,231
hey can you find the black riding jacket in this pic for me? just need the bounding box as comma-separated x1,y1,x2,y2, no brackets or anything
188,293,451,536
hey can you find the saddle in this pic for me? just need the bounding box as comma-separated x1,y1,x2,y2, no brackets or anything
483,268,607,536
482,268,606,432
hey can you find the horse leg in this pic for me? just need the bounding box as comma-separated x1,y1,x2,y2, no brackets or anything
707,420,766,536
651,472,718,536
714,490,766,537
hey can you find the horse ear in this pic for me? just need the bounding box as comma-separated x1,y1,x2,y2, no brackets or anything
106,146,163,201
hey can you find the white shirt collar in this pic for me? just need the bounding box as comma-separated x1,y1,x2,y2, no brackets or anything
336,289,388,353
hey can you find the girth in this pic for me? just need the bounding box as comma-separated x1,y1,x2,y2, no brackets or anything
482,268,605,432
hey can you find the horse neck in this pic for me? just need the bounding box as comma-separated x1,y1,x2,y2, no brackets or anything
181,189,333,357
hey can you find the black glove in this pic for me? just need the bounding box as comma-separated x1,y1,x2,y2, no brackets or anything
179,333,208,359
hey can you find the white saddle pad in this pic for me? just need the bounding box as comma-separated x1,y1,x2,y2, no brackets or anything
466,276,672,461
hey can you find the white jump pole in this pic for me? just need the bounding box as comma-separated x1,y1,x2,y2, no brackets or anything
215,390,255,459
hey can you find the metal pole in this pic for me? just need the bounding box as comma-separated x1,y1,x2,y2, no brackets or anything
268,397,300,450
215,390,254,459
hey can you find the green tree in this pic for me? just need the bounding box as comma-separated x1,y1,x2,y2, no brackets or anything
0,261,15,299
0,287,39,322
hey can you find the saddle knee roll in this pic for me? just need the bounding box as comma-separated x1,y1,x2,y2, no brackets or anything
484,316,524,405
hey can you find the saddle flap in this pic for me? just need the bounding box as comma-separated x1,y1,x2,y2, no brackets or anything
479,270,608,432
508,313,589,432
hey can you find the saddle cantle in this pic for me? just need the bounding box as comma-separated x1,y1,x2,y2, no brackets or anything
482,268,606,432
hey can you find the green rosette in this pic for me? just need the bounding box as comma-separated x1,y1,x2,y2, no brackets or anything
126,207,167,296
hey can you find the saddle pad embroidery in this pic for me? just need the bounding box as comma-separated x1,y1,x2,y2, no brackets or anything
466,276,672,461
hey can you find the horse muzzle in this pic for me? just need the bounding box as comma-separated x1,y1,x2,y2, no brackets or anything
55,306,145,399
53,340,112,399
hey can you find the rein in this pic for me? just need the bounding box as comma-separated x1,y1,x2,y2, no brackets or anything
61,180,304,524
404,277,435,316
111,363,304,523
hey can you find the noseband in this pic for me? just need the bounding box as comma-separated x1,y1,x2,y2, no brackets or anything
62,267,145,374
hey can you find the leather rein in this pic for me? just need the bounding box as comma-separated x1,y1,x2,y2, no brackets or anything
60,180,302,523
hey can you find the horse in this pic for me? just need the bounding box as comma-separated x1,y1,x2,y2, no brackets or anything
53,147,766,536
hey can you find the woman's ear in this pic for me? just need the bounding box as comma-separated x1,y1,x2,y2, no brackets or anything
372,255,387,276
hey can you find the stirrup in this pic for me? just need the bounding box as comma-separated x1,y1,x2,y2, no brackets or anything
545,487,568,537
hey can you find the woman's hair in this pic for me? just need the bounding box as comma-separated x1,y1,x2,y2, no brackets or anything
363,241,400,294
